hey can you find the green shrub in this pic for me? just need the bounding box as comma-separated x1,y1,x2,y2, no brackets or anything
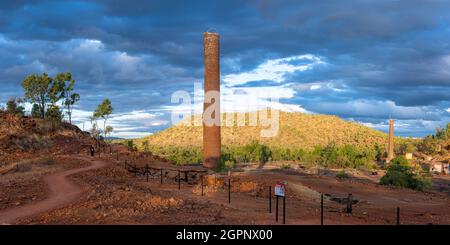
45,105,63,122
336,170,349,179
150,146,203,165
126,140,135,150
6,98,25,116
417,135,438,155
148,141,382,171
224,160,235,170
380,156,431,191
308,144,376,169
405,143,416,154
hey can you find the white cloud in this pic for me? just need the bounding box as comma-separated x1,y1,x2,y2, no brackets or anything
222,54,324,86
77,39,104,51
310,84,321,90
164,82,308,115
310,100,441,121
112,131,153,139
162,54,325,117
109,110,156,122
290,80,347,93
359,118,448,137
72,109,166,138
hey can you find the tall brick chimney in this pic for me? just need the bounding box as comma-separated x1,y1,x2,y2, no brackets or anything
387,119,394,162
203,32,221,169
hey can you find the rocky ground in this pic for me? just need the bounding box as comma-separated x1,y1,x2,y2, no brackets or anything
8,153,449,225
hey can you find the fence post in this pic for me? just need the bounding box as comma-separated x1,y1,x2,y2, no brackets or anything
160,168,163,184
178,170,181,190
269,186,272,213
346,193,353,213
228,178,231,204
283,195,286,224
201,175,204,196
321,193,324,225
397,207,400,225
275,196,279,222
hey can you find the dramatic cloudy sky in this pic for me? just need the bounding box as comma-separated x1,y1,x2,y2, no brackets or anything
0,0,449,138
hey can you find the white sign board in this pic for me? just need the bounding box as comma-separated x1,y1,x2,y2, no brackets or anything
274,183,285,197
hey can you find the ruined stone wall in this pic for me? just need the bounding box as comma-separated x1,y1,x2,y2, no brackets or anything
203,32,221,169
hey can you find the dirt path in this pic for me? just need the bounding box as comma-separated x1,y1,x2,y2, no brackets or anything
0,157,111,224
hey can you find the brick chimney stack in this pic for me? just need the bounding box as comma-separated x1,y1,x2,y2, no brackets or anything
387,119,395,162
203,32,221,170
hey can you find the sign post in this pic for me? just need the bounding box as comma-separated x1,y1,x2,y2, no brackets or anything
201,175,204,196
274,183,286,224
178,170,181,190
346,193,353,214
275,195,279,222
283,195,286,224
228,178,231,204
268,186,272,213
321,193,324,225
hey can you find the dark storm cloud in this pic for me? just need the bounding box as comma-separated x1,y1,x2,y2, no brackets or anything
0,0,449,137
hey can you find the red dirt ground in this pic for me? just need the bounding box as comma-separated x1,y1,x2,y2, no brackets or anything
2,151,447,225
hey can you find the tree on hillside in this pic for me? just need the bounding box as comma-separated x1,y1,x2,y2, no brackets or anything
105,126,114,140
89,115,102,148
45,104,63,121
22,73,53,118
31,104,41,118
435,123,450,140
6,98,25,116
55,72,80,124
94,99,113,139
142,140,150,153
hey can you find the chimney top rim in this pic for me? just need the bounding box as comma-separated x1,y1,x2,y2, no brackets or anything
204,32,219,36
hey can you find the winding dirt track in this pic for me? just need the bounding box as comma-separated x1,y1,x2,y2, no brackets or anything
0,157,111,224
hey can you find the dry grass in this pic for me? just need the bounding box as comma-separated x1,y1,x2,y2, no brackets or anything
11,134,53,151
136,111,405,150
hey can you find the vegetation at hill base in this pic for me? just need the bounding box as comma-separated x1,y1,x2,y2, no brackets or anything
380,156,432,191
123,111,417,170
144,141,382,171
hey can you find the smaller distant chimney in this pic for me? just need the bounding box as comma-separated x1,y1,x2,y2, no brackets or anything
387,119,394,162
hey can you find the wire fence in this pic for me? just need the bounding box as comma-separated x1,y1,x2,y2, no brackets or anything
86,145,433,225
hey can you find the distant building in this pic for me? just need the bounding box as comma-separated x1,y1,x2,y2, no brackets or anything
430,161,449,175
405,153,413,160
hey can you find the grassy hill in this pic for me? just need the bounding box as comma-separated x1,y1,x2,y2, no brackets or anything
128,111,414,169
139,111,390,150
